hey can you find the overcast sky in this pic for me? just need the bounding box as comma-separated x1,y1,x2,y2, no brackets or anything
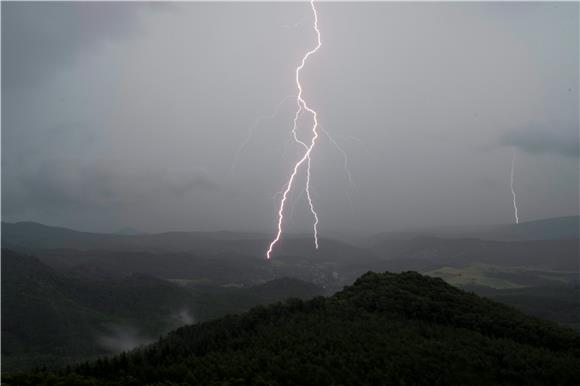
2,1,578,235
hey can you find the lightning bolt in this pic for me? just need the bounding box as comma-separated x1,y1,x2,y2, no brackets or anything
320,126,354,188
320,126,357,217
287,128,358,223
228,94,296,178
282,13,308,29
510,147,519,224
266,0,321,259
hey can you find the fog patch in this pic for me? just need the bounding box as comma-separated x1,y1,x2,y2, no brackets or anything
97,324,153,354
167,308,196,330
96,309,197,353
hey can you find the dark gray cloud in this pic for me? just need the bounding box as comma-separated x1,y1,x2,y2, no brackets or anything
2,157,219,217
1,2,147,89
500,123,579,158
2,2,578,232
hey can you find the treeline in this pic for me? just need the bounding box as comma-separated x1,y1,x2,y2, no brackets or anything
5,272,580,385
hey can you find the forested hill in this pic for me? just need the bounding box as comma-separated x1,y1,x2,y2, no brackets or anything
7,271,580,385
1,249,324,373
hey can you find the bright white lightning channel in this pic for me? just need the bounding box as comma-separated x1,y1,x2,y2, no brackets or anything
510,147,519,224
266,0,322,259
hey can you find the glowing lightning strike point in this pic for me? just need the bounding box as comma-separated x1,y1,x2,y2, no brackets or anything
510,147,519,224
266,0,321,259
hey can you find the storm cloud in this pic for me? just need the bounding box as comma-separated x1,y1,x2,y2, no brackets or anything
1,2,154,89
500,123,579,158
3,157,218,217
2,2,578,233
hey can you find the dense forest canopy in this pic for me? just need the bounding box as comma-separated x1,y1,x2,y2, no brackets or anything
5,271,580,385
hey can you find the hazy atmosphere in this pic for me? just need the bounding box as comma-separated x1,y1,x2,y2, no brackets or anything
3,2,580,382
3,1,578,234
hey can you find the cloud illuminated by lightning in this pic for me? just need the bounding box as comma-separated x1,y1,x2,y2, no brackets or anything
510,147,519,224
266,0,321,259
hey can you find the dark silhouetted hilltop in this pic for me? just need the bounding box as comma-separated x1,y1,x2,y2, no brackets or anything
7,271,579,385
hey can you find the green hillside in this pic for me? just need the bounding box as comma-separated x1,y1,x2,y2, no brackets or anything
1,250,113,371
7,271,580,385
1,249,323,373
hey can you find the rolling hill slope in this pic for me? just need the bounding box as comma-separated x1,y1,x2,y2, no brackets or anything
7,271,580,385
1,249,323,373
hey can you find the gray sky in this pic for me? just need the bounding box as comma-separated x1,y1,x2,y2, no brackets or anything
2,1,578,234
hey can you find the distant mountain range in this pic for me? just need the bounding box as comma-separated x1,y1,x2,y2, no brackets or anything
2,217,578,290
113,227,147,236
370,215,579,242
3,215,578,253
5,271,579,385
1,221,270,253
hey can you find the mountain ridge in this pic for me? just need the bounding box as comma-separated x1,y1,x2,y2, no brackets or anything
370,215,579,242
4,214,578,253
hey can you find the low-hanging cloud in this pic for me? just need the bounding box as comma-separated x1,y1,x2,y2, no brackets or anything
167,308,196,330
2,157,219,217
97,324,153,354
97,309,196,354
1,2,152,90
499,123,579,158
